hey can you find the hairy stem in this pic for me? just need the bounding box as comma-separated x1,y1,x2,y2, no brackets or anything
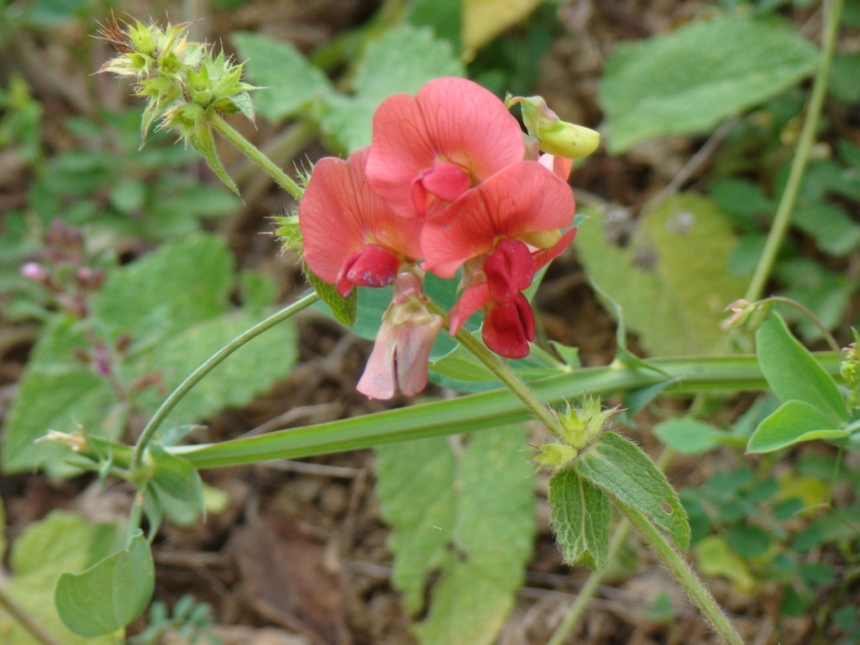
131,292,320,468
744,0,844,302
546,448,675,645
620,504,744,645
210,113,305,201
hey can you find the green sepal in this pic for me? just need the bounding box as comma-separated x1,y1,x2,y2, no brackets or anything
189,121,240,197
304,264,357,326
148,443,205,527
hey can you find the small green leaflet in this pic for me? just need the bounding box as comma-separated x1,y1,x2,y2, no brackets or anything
548,469,611,569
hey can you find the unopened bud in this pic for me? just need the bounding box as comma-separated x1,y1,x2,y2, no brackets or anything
507,95,599,159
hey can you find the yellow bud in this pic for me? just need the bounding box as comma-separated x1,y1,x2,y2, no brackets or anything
507,94,600,160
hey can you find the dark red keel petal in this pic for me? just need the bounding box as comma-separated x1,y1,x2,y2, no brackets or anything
336,245,401,297
482,293,535,359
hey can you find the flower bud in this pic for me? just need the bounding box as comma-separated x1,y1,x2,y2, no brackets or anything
21,262,48,283
506,95,599,159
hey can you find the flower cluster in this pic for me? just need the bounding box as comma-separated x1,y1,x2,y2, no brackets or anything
299,77,595,399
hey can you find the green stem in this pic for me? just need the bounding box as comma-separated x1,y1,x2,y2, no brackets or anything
448,322,568,441
164,352,840,469
210,113,305,201
130,292,319,468
620,504,744,645
744,0,844,302
546,448,675,645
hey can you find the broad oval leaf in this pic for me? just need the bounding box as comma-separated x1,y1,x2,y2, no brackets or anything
747,400,848,453
599,15,818,153
55,531,155,637
575,432,690,551
548,469,611,570
756,314,848,424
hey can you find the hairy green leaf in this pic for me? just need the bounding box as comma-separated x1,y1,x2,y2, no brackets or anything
376,427,534,645
56,532,154,637
575,432,689,550
548,469,611,569
577,194,746,356
600,15,818,153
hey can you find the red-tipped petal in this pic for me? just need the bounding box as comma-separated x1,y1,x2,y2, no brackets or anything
337,245,402,297
422,161,574,278
300,147,423,285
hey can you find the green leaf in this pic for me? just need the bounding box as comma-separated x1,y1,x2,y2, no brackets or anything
3,235,298,474
548,469,611,569
755,314,848,424
725,525,770,558
376,427,534,644
1,511,119,644
148,444,205,526
577,194,747,356
747,400,848,453
56,531,155,637
575,432,690,550
599,15,818,153
693,535,755,592
320,25,464,153
654,418,732,454
409,0,462,51
232,32,334,122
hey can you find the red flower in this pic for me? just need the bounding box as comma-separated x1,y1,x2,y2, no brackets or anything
299,147,423,297
421,160,575,279
447,235,575,359
365,77,525,219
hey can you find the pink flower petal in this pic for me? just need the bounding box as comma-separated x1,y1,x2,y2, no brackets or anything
337,245,402,297
539,153,573,180
422,161,575,278
448,282,491,336
367,77,525,219
300,147,423,285
532,227,577,271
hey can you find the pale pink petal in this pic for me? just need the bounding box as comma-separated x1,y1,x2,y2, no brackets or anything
422,161,574,278
394,314,444,396
539,153,573,180
357,328,397,399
